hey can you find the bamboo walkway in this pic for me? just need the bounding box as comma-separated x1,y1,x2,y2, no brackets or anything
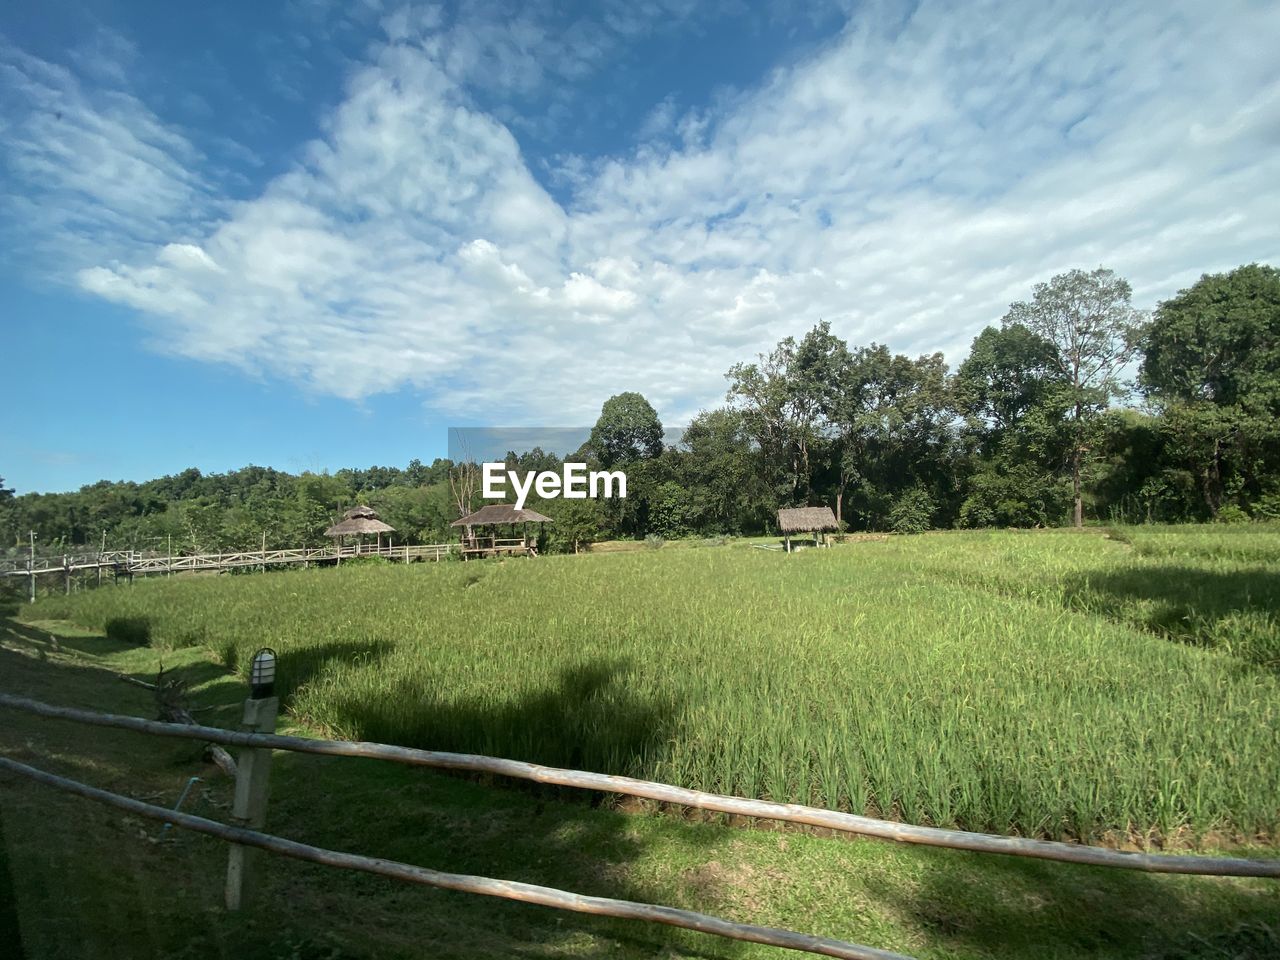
0,542,456,580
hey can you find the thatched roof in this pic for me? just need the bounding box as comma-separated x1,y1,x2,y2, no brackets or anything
452,504,553,527
325,505,395,537
777,506,838,534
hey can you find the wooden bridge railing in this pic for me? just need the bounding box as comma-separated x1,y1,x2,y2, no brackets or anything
1,542,459,582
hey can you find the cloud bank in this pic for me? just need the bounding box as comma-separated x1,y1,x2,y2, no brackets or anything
3,0,1278,424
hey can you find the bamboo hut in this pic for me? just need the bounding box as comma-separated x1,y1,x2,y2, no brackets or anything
324,506,396,552
451,504,552,559
776,507,838,553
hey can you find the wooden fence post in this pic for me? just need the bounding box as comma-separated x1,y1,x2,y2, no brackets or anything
225,695,278,910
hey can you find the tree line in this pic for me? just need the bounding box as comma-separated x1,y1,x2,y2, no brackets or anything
3,263,1277,556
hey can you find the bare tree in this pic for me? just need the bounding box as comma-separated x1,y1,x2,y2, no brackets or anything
1004,267,1146,527
447,431,480,522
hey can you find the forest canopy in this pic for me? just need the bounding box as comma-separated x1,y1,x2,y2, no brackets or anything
5,264,1278,554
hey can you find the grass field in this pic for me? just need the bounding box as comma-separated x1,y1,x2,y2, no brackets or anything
4,617,1278,960
26,525,1280,845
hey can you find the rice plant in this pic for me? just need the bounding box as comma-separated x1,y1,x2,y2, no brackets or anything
30,528,1280,844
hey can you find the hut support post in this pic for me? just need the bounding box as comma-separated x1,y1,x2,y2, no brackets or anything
226,695,278,911
785,535,791,553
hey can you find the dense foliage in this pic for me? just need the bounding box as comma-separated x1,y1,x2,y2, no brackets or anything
4,263,1278,554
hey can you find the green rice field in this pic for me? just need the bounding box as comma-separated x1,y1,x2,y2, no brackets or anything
29,525,1280,846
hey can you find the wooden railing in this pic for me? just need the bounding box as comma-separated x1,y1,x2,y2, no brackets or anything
0,693,908,960
0,542,458,581
2,692,1278,958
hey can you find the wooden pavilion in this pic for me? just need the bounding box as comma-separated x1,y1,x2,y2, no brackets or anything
324,505,396,551
451,504,552,559
776,507,838,553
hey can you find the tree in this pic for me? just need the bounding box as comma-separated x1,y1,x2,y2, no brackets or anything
585,393,665,539
1141,264,1280,518
679,408,771,534
552,497,603,554
1003,267,1146,526
448,461,479,520
953,325,1073,528
587,392,665,467
726,326,830,504
824,344,956,530
954,325,1064,451
792,322,854,524
646,480,694,539
0,476,14,549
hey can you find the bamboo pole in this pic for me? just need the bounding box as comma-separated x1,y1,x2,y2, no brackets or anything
0,756,907,960
1,694,1277,878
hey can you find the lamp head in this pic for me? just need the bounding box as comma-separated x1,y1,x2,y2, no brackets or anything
249,647,277,699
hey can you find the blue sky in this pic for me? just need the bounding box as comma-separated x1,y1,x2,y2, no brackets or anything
2,0,1278,494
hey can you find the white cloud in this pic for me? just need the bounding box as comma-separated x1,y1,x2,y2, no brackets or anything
4,0,1280,427
0,40,214,270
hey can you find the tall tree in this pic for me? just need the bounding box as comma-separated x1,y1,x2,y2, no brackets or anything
1140,263,1280,517
678,408,770,534
726,324,833,505
954,325,1064,451
584,393,665,538
953,325,1073,527
829,344,956,530
1003,267,1146,527
587,392,665,467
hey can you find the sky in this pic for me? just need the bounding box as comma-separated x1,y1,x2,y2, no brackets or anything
2,0,1277,494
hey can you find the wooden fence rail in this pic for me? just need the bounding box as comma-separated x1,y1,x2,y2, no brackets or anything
0,756,906,960
2,693,1278,878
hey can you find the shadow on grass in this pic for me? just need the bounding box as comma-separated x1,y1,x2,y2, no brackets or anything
104,616,152,646
248,640,397,703
264,748,734,960
318,658,681,791
3,623,733,959
1063,566,1280,668
260,657,723,955
259,658,733,960
876,843,1279,959
1,617,144,662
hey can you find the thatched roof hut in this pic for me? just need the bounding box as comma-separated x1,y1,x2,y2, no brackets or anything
451,504,553,527
324,505,396,539
777,507,838,534
452,504,552,559
777,506,838,552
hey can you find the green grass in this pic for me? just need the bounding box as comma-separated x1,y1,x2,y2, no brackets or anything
2,611,1278,960
28,526,1280,846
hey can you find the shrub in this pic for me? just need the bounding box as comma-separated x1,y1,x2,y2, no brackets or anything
888,487,935,534
1215,504,1249,524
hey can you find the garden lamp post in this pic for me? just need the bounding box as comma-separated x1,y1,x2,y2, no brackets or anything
226,647,279,911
